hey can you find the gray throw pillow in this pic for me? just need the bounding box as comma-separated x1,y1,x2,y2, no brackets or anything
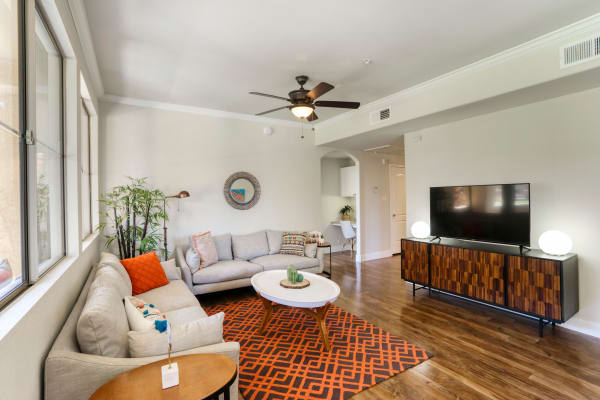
213,233,233,261
266,230,283,255
232,231,269,260
185,247,201,273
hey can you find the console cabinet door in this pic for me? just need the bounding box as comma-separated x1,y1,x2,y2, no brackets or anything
507,256,562,320
401,240,428,285
431,245,504,305
461,249,504,305
430,244,462,294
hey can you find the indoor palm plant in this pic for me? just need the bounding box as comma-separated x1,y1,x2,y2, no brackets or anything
97,177,167,259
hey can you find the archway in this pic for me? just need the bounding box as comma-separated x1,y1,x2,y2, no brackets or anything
320,150,361,261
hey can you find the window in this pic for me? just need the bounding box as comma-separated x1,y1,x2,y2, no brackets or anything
0,0,26,303
34,10,65,275
80,98,92,239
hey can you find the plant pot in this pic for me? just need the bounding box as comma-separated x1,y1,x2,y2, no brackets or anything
341,214,350,221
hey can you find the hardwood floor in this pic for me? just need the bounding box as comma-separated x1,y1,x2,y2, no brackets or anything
199,251,600,399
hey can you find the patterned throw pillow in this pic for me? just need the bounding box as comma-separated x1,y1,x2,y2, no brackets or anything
123,296,168,332
280,232,306,256
190,232,218,272
305,231,322,244
120,252,169,295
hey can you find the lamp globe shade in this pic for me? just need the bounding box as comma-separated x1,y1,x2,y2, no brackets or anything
538,230,572,256
411,221,430,239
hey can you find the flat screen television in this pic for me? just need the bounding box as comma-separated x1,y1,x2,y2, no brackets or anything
430,183,530,246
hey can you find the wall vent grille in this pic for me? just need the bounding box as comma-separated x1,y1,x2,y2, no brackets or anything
370,107,391,124
560,34,600,68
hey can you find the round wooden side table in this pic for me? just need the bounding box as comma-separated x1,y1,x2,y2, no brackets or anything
90,354,237,400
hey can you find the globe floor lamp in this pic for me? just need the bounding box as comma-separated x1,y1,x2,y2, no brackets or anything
163,191,190,260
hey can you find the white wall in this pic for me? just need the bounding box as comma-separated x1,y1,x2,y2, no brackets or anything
405,86,600,337
0,238,100,400
99,101,331,251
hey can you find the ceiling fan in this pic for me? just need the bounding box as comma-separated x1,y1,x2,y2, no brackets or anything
249,75,360,121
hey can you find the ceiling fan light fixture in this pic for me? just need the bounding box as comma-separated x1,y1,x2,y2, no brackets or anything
291,104,314,119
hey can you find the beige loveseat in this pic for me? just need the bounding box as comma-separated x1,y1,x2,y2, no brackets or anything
176,230,325,295
45,252,239,400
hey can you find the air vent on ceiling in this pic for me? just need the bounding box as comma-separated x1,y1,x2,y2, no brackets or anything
369,107,391,125
560,34,600,68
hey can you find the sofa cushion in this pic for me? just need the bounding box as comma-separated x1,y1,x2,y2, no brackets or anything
77,283,129,358
136,280,199,312
232,231,269,260
120,252,169,295
93,263,131,299
305,243,318,258
213,233,233,261
251,254,319,271
98,252,132,295
266,230,283,254
161,258,181,281
164,305,208,326
192,260,262,284
128,312,224,358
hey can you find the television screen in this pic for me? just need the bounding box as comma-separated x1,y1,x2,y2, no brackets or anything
430,183,530,246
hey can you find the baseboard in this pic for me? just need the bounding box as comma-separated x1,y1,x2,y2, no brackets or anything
360,250,394,262
562,316,600,339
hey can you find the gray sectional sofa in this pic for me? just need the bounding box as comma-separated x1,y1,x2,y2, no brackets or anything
45,252,239,400
176,230,325,295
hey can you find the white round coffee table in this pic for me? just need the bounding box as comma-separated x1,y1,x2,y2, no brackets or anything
251,270,340,351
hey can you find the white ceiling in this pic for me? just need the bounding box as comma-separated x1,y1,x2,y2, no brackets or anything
83,0,600,122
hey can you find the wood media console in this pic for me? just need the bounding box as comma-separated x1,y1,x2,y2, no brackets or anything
401,237,579,336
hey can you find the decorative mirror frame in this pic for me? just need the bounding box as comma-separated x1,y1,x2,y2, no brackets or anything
223,171,261,210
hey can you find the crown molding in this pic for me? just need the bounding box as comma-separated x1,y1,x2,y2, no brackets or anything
315,13,600,129
101,94,304,127
67,0,104,96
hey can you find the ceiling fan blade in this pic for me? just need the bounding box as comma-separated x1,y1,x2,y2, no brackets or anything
255,106,290,116
306,82,334,101
307,112,318,122
249,92,291,102
314,100,360,109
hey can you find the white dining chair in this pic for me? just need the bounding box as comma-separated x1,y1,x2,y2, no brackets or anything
340,220,356,253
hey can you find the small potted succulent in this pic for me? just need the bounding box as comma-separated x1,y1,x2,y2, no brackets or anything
339,205,353,221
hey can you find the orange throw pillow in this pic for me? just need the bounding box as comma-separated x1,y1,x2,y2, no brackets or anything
120,252,169,295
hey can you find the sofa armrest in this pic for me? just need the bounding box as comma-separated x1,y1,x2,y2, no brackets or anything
316,246,326,269
45,341,240,400
175,246,193,290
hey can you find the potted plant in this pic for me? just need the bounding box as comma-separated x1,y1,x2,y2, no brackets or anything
339,205,353,221
97,177,167,259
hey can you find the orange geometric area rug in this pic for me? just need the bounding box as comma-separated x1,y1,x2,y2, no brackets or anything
205,297,431,400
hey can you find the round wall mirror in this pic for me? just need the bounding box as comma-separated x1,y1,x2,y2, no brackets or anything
224,172,261,210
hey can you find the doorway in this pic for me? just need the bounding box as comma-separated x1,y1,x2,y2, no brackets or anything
320,151,361,260
389,164,406,254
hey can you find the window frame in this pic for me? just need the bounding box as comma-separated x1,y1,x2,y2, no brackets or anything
80,97,93,239
0,0,29,309
32,5,67,279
